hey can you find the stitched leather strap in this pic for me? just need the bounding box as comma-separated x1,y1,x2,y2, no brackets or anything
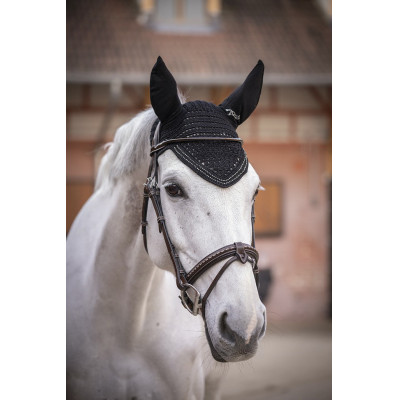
144,179,188,291
186,243,259,284
188,242,258,316
150,137,243,155
201,256,237,316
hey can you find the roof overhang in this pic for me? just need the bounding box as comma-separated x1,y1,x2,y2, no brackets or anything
66,72,332,86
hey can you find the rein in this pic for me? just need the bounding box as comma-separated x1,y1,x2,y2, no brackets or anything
141,121,259,317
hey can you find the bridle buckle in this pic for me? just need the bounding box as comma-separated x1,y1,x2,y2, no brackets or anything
144,176,157,191
180,284,202,316
235,242,248,264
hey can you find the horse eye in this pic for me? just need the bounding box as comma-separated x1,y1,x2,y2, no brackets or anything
165,184,184,197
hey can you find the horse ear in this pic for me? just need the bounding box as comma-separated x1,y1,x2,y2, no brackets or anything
220,60,264,126
150,56,183,123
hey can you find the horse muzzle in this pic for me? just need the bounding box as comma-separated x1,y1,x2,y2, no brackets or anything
205,299,266,362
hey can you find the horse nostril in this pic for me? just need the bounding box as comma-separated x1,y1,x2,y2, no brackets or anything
219,312,236,344
259,311,266,339
218,310,265,349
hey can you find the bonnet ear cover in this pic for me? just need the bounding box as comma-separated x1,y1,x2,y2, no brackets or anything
220,60,264,126
148,57,265,188
150,56,183,123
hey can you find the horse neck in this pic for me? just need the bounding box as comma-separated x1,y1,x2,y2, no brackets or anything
90,169,166,347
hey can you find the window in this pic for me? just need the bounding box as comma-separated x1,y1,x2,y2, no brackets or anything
254,181,283,237
139,0,219,33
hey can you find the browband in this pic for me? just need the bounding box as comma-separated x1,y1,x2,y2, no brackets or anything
150,137,243,155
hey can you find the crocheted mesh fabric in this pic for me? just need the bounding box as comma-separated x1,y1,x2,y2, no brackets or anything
157,100,248,188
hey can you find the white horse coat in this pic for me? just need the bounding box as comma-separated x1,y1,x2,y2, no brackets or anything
67,58,266,400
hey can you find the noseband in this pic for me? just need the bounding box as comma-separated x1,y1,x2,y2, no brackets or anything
141,122,259,317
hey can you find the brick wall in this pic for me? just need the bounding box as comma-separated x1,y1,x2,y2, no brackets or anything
246,143,331,321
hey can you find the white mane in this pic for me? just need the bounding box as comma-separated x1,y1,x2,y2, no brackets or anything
95,108,158,191
95,93,187,192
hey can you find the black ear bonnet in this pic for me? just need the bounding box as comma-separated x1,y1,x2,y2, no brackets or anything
150,56,264,188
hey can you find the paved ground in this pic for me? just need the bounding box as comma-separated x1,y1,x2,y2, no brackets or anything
220,321,332,400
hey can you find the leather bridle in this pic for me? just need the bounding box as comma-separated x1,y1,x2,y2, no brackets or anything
141,121,259,318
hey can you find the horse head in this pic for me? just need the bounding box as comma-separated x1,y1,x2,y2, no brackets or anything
144,57,266,362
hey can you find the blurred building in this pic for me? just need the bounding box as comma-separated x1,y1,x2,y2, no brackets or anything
66,0,332,321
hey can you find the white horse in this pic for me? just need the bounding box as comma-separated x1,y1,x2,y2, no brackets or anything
67,57,266,400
